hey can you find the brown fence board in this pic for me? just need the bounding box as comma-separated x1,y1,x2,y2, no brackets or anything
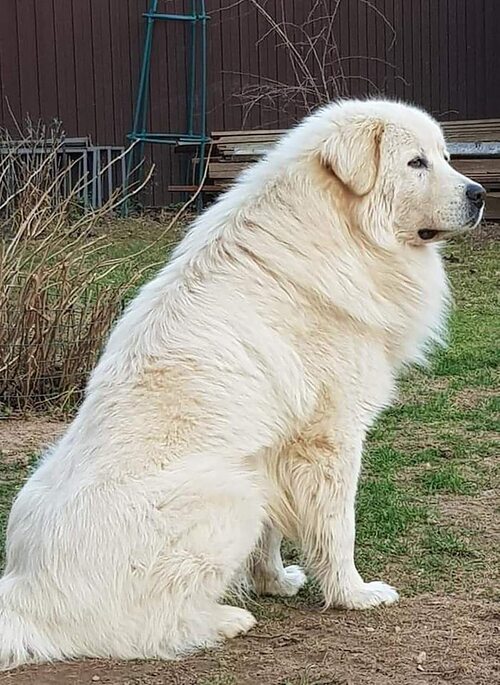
0,0,21,124
53,0,78,135
72,0,96,140
109,0,132,145
91,1,115,144
485,0,500,118
17,0,40,123
35,0,59,124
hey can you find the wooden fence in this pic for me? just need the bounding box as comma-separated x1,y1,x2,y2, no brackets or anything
1,0,499,205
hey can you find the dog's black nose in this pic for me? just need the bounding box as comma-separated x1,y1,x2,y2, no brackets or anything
466,183,486,207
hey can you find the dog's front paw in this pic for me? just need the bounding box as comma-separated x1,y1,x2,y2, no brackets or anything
254,565,307,597
334,581,399,610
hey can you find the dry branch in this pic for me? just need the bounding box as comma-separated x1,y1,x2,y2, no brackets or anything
229,0,396,125
0,121,154,414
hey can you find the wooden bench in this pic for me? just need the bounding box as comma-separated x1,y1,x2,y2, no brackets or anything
169,121,500,219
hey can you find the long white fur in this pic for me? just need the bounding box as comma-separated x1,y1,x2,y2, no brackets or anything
0,99,482,669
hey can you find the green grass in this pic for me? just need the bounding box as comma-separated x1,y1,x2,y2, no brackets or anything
87,216,187,299
0,229,498,598
416,463,478,495
408,526,482,588
283,674,322,685
199,675,236,685
350,236,499,592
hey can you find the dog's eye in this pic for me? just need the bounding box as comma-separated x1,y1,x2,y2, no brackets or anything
408,157,428,169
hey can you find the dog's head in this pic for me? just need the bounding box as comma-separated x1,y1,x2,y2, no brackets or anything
312,99,485,247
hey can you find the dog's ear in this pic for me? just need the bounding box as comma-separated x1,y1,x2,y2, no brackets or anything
321,117,384,196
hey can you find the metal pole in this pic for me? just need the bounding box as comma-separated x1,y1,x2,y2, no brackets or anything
183,0,197,189
134,0,158,138
124,0,158,213
187,0,196,136
197,0,208,191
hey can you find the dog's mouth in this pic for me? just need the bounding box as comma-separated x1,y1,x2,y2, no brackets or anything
417,227,467,242
418,210,484,243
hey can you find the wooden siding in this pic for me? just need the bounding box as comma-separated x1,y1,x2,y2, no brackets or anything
0,0,499,205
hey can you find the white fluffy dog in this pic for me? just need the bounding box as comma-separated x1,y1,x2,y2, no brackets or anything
0,99,484,669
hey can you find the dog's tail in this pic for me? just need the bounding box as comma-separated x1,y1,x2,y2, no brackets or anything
0,578,60,671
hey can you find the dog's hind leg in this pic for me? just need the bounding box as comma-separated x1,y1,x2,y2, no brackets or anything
135,461,265,657
250,523,307,597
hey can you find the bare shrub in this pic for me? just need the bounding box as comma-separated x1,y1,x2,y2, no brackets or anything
0,122,153,414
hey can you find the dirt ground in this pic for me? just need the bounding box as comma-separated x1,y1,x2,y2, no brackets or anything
0,596,497,685
1,412,498,685
0,418,65,463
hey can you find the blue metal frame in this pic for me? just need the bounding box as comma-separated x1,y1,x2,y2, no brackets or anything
125,0,209,210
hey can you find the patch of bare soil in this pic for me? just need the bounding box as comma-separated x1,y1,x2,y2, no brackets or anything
468,222,499,247
1,597,498,685
436,490,500,594
438,490,499,542
0,418,66,463
451,386,498,411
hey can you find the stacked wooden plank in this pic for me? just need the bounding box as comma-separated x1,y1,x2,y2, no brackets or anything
441,119,500,219
441,118,500,142
205,130,280,188
169,120,500,219
168,131,281,193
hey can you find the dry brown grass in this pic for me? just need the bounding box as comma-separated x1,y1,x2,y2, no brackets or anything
0,123,211,414
0,123,154,414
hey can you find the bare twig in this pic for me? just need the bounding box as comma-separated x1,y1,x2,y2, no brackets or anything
0,120,161,414
228,0,397,120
